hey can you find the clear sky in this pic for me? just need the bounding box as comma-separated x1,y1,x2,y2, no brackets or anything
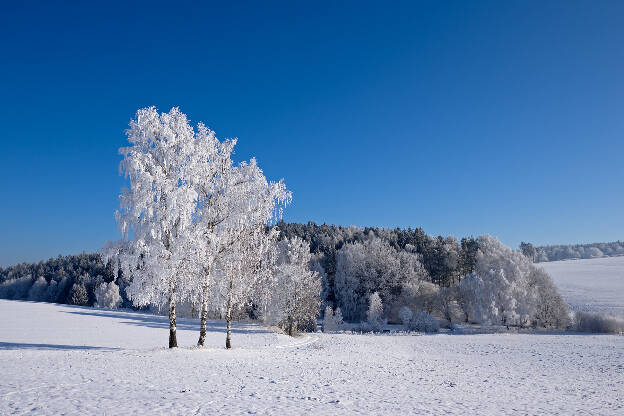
1,1,623,266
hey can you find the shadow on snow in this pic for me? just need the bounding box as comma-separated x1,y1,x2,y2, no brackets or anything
0,341,120,351
62,308,273,335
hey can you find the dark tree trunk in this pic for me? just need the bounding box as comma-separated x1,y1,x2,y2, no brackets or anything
225,296,233,349
287,317,294,337
225,275,234,349
169,293,177,348
197,276,211,347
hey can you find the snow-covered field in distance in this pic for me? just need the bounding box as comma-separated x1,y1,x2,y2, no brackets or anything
1,300,623,415
540,255,624,317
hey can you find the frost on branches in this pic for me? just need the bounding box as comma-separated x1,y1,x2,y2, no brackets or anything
113,107,200,348
366,292,385,332
458,235,569,328
94,282,122,309
209,159,290,348
108,107,292,348
323,306,344,333
260,237,321,336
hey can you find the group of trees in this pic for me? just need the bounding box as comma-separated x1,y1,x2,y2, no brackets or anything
522,241,624,262
103,107,321,348
276,223,570,331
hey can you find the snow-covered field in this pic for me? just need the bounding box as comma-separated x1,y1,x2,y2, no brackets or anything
540,256,624,317
1,300,622,415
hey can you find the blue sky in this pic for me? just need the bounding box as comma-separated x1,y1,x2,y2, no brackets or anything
1,1,623,266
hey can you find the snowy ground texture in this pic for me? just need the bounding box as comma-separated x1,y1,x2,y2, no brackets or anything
541,255,624,317
1,300,623,415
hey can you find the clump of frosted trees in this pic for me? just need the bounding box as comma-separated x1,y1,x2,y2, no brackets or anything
105,107,320,348
324,234,570,332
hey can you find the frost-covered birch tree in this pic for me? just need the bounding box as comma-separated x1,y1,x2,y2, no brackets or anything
114,107,199,348
214,159,290,348
188,124,238,347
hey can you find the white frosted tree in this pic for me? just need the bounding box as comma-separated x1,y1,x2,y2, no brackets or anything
323,306,336,332
261,237,321,336
458,235,568,328
217,225,280,348
188,121,238,347
212,157,290,348
366,291,385,332
114,107,200,348
94,282,122,309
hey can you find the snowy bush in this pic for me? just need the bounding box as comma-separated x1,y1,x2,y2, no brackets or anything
260,237,321,336
94,282,122,309
574,311,624,334
398,306,413,328
0,275,33,300
409,311,439,333
323,306,344,332
27,277,48,301
365,292,386,332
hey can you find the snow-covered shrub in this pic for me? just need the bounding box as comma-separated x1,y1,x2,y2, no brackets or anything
365,292,386,332
94,282,122,309
398,306,413,328
27,276,48,301
261,237,321,336
409,311,439,332
0,275,33,300
323,306,344,332
574,311,624,334
69,282,89,306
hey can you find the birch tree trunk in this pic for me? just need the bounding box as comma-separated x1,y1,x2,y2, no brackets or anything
168,292,178,348
225,274,234,349
197,272,211,347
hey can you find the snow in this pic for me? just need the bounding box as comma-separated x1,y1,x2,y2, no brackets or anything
540,256,624,317
1,300,623,414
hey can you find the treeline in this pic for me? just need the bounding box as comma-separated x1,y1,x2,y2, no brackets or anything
0,253,124,307
1,222,573,331
520,240,624,262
